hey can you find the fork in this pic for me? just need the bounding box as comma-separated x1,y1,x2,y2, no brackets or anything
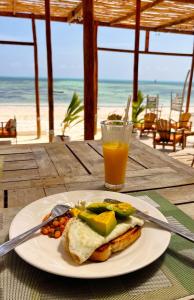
0,204,71,257
104,198,194,243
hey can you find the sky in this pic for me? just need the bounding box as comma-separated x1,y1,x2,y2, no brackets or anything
0,17,193,81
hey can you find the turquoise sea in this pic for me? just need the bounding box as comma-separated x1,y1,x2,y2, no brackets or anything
0,77,194,108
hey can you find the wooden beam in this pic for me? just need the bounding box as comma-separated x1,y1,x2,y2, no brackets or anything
67,2,82,23
83,0,97,140
98,47,193,57
111,0,164,25
173,0,194,4
133,0,141,103
0,11,68,22
186,41,194,112
98,21,194,35
45,0,54,142
12,0,16,15
155,12,194,30
0,12,193,35
145,31,150,52
0,40,33,46
32,18,41,139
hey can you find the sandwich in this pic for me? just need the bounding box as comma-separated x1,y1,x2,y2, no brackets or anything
63,201,144,264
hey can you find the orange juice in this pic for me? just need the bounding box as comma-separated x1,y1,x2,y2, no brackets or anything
103,142,129,185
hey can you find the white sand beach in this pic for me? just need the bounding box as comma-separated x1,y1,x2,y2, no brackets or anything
1,104,194,144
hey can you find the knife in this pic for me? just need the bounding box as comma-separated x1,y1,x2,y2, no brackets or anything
104,198,194,243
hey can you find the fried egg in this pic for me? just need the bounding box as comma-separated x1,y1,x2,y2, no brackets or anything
63,216,144,264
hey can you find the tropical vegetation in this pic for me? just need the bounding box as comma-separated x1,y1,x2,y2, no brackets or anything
61,92,84,135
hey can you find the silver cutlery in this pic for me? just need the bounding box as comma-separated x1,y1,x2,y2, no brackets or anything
104,198,194,243
0,204,71,256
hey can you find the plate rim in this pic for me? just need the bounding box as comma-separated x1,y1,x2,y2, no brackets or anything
9,190,171,279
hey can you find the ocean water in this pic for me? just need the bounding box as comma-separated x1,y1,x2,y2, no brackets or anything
0,77,194,108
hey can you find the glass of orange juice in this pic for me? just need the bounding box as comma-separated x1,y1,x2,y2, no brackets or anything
101,120,133,190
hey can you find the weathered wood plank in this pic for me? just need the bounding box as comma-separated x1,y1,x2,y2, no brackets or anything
8,187,45,208
133,139,194,175
130,143,166,168
0,153,34,162
0,190,3,208
64,167,175,183
155,185,194,204
46,144,88,176
88,140,144,170
3,160,37,171
45,185,67,196
67,142,103,175
177,203,194,220
0,145,32,155
31,145,58,177
0,169,40,182
66,171,194,193
0,179,39,190
0,177,65,190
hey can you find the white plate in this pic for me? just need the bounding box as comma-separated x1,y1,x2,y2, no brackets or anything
9,190,171,279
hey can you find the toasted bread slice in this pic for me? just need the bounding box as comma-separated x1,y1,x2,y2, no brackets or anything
89,226,141,262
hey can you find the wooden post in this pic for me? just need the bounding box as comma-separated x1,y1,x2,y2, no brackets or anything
83,0,97,140
133,0,141,103
94,22,98,135
145,31,149,52
32,18,41,139
186,41,194,113
45,0,54,142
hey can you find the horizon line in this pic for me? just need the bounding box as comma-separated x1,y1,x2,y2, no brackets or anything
0,76,185,83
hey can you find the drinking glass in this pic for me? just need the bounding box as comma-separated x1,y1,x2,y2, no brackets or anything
101,120,133,190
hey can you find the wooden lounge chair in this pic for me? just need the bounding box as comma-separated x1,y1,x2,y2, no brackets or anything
0,117,17,143
169,93,184,121
171,112,192,131
145,95,161,118
153,119,184,152
140,112,157,137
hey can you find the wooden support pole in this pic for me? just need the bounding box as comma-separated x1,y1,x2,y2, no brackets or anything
133,0,141,103
32,18,41,139
94,22,98,135
45,0,54,142
145,31,149,52
83,0,97,140
186,41,194,112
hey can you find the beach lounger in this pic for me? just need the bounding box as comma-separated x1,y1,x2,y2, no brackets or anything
140,112,157,137
153,119,184,152
0,117,17,143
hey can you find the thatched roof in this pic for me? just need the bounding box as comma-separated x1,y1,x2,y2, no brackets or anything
1,0,194,35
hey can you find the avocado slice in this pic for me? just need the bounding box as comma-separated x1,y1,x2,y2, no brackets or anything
79,210,97,222
87,202,135,219
86,202,109,214
90,211,117,236
107,203,136,219
79,210,117,236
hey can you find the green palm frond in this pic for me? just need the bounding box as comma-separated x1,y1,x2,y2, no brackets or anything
132,90,146,124
62,92,84,134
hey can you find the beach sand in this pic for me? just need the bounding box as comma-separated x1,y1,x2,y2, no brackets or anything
1,104,194,144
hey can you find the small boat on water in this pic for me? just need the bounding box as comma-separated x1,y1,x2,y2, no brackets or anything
54,90,64,94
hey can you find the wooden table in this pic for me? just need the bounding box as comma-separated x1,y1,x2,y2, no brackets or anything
0,139,194,300
0,139,194,218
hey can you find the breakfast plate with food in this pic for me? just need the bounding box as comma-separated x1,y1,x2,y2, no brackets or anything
9,190,171,278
